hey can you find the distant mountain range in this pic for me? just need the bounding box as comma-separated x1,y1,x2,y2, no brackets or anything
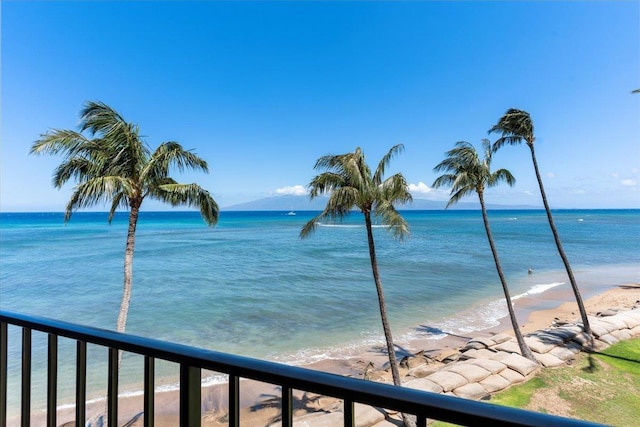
222,195,539,211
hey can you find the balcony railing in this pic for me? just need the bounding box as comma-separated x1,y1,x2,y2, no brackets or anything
1,310,601,427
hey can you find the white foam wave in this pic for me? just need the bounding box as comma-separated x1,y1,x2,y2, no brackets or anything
317,223,390,229
317,223,360,228
271,331,386,366
512,281,564,301
56,395,106,411
405,281,566,342
407,298,507,342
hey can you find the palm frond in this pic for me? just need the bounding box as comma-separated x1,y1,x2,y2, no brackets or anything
300,213,325,239
431,173,456,189
78,101,151,180
489,108,534,150
52,157,95,188
306,172,344,199
143,142,209,181
31,130,92,157
341,150,369,192
108,192,129,223
373,144,404,185
303,145,410,241
64,176,129,222
374,201,409,240
324,187,359,217
378,173,412,206
80,101,128,136
155,183,219,226
488,168,516,188
433,140,514,208
446,187,475,208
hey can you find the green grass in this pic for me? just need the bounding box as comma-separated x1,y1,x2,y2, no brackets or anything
431,338,640,427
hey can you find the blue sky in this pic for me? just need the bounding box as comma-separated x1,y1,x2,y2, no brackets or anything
1,1,639,211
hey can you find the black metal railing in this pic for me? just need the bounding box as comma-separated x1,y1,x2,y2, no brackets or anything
0,310,600,427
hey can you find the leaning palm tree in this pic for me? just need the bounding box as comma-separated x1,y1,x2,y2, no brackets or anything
489,108,591,335
433,140,536,362
300,145,412,402
31,101,219,336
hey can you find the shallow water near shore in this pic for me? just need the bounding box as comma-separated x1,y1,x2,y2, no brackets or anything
1,209,639,416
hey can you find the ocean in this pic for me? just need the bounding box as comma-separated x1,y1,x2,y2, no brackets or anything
1,209,639,417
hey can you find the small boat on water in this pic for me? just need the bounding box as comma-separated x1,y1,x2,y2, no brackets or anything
286,211,296,216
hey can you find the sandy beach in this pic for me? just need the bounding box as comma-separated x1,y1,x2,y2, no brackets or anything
23,281,636,427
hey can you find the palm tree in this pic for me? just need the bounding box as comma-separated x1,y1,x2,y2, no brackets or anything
300,145,412,390
433,140,536,362
489,108,591,335
31,101,219,335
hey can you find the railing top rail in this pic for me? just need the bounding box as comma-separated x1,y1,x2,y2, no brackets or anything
1,309,602,426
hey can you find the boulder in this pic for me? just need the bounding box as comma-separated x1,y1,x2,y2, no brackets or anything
404,377,444,394
548,345,579,361
500,353,539,376
424,371,468,392
489,333,514,345
452,382,488,400
355,404,386,427
407,364,441,379
479,374,512,393
524,336,556,354
617,313,640,329
444,363,491,383
466,358,507,374
534,352,566,368
599,315,631,330
498,368,526,384
494,340,521,354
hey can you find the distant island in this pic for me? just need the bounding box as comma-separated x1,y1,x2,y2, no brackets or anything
222,194,540,211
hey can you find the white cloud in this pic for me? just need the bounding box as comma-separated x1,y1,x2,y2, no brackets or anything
621,179,637,187
275,185,308,196
524,190,534,196
611,172,620,178
408,182,433,195
546,172,555,179
632,168,638,174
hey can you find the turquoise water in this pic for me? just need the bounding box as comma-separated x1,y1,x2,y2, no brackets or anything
1,209,639,415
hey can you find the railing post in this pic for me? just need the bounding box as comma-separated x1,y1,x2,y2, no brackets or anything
47,334,58,427
179,364,201,427
281,386,292,427
228,374,239,427
144,356,155,427
0,321,7,427
343,399,354,427
21,328,32,427
76,341,87,426
108,348,119,427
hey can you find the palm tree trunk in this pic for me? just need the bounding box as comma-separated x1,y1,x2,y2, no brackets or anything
479,193,536,362
116,200,141,334
98,201,141,427
364,212,402,386
528,144,591,335
365,213,416,427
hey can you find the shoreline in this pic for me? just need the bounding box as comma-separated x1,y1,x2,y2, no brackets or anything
18,280,639,427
